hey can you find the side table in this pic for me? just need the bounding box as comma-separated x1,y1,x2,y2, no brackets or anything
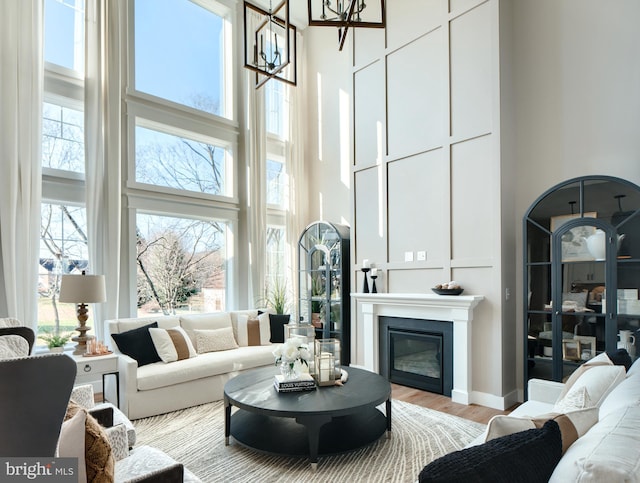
69,352,120,408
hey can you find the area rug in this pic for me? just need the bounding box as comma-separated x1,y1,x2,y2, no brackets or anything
133,400,485,483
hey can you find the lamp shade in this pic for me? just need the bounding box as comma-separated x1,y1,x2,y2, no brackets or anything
59,274,106,304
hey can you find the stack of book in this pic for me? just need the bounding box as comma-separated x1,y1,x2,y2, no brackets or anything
273,373,316,393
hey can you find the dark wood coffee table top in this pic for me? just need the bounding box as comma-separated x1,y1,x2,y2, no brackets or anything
224,365,392,467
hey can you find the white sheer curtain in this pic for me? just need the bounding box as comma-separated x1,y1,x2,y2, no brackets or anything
0,0,43,328
84,1,122,339
245,69,268,308
285,32,309,319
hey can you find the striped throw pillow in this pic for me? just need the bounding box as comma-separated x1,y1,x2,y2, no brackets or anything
149,326,197,363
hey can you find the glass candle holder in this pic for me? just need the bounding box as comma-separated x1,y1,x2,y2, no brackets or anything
314,338,341,386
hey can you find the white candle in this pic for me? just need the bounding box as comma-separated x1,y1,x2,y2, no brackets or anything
319,353,335,382
362,259,370,269
371,268,378,276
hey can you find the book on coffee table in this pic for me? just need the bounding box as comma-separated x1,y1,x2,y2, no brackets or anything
274,373,316,393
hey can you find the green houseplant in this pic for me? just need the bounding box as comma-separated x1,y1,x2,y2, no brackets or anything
41,330,72,351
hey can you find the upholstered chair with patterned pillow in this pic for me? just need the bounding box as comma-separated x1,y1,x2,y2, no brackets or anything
0,326,35,358
71,384,137,448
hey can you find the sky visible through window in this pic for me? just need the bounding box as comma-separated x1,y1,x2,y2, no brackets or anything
135,0,224,116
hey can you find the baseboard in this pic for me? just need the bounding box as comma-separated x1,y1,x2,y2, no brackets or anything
471,388,519,411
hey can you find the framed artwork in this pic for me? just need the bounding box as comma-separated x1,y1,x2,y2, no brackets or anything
550,212,597,261
562,339,581,361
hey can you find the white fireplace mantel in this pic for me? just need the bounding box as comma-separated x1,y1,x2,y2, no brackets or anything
352,292,484,405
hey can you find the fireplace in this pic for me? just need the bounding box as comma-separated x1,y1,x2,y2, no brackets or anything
352,292,483,405
379,317,453,396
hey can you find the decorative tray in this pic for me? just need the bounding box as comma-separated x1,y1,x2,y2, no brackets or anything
82,351,113,357
432,288,464,296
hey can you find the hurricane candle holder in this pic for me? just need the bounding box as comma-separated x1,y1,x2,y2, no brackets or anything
314,338,341,386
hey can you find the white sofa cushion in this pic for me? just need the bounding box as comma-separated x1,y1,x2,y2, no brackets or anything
599,368,640,419
110,316,181,335
136,345,275,391
550,406,640,482
180,313,233,346
554,365,626,410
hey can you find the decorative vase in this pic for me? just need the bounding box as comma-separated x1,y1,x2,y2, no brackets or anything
617,330,636,358
280,360,301,380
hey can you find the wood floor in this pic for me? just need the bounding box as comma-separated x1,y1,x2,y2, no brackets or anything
391,384,516,425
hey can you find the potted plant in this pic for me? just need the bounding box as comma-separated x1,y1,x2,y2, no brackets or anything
311,274,324,328
41,330,72,352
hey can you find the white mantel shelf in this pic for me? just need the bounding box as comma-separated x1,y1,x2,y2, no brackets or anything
351,292,485,405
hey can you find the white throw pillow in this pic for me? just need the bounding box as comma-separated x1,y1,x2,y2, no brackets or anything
554,386,592,413
180,313,233,345
57,409,88,483
235,313,271,346
554,365,626,410
148,326,197,363
194,327,239,354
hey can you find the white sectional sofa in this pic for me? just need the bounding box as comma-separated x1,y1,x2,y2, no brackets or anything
420,353,640,481
105,310,279,420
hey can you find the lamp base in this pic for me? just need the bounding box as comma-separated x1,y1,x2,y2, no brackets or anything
72,302,95,355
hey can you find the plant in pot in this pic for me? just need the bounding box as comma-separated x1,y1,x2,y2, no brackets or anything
41,330,72,352
311,274,325,328
259,278,291,343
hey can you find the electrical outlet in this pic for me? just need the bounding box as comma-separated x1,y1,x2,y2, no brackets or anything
505,288,511,300
404,251,414,262
417,251,426,261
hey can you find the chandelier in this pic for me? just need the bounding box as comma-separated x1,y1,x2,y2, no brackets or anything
244,1,297,88
307,0,386,51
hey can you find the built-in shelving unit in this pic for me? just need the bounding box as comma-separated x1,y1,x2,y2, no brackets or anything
524,176,640,388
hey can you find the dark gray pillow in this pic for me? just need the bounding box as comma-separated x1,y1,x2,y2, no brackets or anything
268,314,290,343
418,420,562,483
111,322,161,367
606,348,633,371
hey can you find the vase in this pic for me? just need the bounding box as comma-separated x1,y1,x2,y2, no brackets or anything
280,360,301,380
617,330,636,359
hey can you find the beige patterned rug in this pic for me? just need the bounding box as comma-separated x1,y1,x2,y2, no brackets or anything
133,400,485,483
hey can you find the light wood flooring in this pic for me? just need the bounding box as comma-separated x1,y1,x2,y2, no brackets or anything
391,384,517,425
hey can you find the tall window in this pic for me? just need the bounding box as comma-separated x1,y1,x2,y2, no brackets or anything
265,80,290,296
38,204,88,336
136,214,227,315
134,123,231,197
134,0,227,118
129,0,236,313
39,0,87,344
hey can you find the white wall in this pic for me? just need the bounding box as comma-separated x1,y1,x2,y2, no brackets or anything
303,0,640,407
303,27,353,229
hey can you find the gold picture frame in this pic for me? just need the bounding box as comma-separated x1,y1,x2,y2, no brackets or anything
562,339,581,361
574,335,596,360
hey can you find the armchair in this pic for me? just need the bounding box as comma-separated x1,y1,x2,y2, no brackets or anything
0,353,77,456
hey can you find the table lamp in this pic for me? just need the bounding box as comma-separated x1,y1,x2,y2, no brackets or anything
59,271,106,355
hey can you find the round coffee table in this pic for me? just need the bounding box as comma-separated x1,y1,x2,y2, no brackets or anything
224,365,392,468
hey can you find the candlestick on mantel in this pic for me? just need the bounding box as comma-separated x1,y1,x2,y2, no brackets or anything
370,270,378,293
362,259,370,269
361,267,370,293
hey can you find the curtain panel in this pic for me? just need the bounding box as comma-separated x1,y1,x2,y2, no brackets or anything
0,0,43,328
85,0,123,339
